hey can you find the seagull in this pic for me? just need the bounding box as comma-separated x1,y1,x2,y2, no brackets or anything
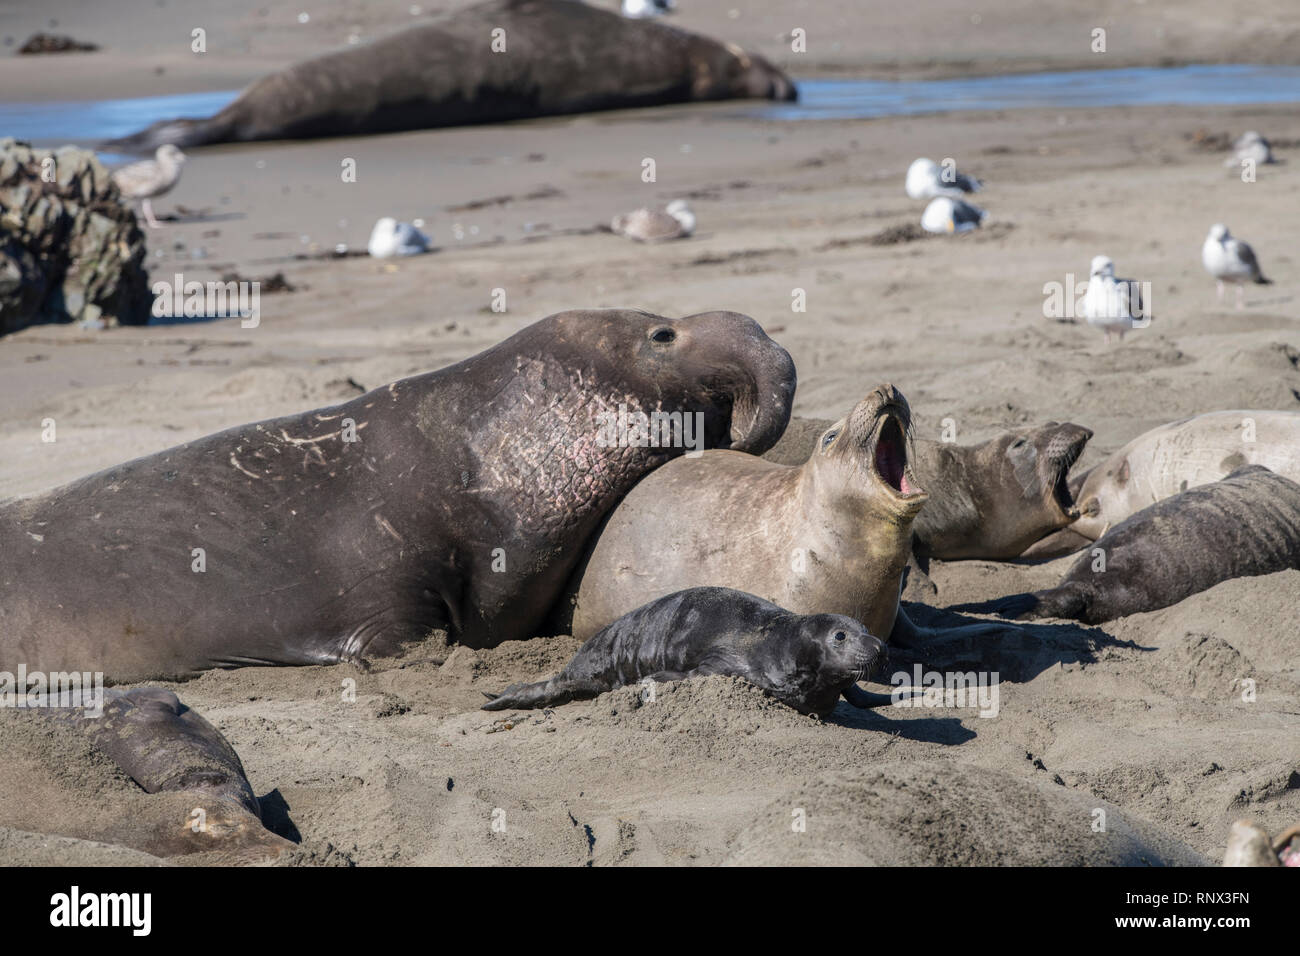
1226,130,1276,167
1082,255,1147,344
367,217,431,258
110,144,186,229
905,157,982,200
1201,223,1270,309
622,0,674,17
611,199,695,242
920,196,985,234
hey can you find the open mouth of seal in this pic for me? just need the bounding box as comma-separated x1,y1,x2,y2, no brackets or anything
1047,433,1089,519
872,410,921,498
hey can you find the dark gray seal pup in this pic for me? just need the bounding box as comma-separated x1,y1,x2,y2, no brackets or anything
5,687,291,862
0,309,795,680
956,466,1300,624
762,415,1092,564
483,587,885,718
106,0,796,151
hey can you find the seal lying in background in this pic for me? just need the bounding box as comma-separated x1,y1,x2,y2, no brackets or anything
762,415,1091,564
956,466,1300,624
0,309,795,680
106,0,796,151
4,688,290,862
1024,410,1300,559
484,587,885,717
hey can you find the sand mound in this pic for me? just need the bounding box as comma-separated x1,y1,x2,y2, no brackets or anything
725,760,1209,865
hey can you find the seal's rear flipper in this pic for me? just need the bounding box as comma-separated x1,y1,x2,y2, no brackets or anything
102,115,234,154
949,593,1043,619
481,677,611,711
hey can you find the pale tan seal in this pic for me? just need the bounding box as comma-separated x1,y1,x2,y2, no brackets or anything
567,384,992,649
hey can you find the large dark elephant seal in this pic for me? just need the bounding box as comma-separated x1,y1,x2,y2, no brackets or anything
0,309,795,680
484,587,885,718
762,415,1092,563
1,687,291,862
565,384,1012,657
958,466,1300,624
106,0,796,152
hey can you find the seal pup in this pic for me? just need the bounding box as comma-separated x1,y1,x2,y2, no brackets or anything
0,309,795,680
110,144,186,228
1202,223,1270,308
761,415,1092,563
484,587,885,718
8,687,291,862
905,157,982,200
566,385,1019,651
611,199,695,242
1082,255,1147,344
105,0,795,152
1067,409,1300,542
921,196,986,234
367,217,431,258
958,466,1300,624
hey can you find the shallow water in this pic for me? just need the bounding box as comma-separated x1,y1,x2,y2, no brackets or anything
2,64,1299,150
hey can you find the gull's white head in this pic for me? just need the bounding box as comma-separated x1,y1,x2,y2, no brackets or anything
1089,255,1114,278
157,144,187,166
666,199,695,232
1208,223,1230,242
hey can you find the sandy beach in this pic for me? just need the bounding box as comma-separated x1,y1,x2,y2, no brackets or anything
1,0,1298,866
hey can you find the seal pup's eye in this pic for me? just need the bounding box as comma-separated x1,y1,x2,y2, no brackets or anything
1010,438,1027,450
833,631,847,642
648,327,676,345
821,429,840,449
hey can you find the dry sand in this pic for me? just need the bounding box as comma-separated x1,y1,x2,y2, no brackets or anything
1,0,1299,865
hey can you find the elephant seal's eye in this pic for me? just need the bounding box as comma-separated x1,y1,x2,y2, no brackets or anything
833,631,846,642
649,327,676,344
821,430,839,449
1011,439,1027,450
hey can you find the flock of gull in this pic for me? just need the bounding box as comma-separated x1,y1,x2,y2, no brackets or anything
107,91,1277,345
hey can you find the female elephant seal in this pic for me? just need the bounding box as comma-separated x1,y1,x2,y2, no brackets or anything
567,384,1004,653
107,0,796,151
958,466,1300,624
484,587,885,718
762,415,1092,563
0,309,795,680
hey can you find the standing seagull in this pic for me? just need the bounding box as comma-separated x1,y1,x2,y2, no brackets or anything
905,157,982,200
1202,223,1270,309
1082,255,1146,344
622,0,674,17
110,144,187,229
920,196,985,234
611,199,695,242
